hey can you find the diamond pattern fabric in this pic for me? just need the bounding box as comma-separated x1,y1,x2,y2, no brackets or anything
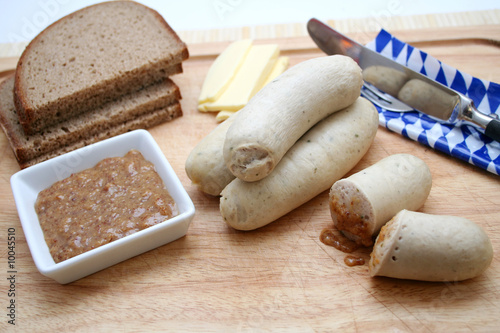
366,30,500,175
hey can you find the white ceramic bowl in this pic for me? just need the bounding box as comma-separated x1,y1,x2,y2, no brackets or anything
10,130,195,284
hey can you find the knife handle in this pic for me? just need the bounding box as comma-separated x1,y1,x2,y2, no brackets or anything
485,117,500,142
461,101,500,143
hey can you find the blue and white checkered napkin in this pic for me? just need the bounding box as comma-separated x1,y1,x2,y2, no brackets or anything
366,29,500,175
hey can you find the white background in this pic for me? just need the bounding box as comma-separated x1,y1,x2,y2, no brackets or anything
0,0,498,44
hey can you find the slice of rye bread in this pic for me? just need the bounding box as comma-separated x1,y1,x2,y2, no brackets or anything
19,102,182,169
14,0,188,135
0,75,181,166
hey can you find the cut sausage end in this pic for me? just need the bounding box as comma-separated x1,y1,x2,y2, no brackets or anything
368,213,401,276
329,154,432,247
228,144,275,182
329,180,376,246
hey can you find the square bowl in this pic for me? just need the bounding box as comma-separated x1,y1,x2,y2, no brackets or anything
10,129,195,284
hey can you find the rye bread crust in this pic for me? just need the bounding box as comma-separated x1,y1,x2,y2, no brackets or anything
1,75,181,164
14,0,188,135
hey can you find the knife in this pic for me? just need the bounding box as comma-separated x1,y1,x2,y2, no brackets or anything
307,18,500,142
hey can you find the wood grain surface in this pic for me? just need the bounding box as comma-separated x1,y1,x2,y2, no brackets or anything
0,25,499,332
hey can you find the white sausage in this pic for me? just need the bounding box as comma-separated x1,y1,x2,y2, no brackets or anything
397,79,459,120
220,97,378,230
369,210,493,282
362,65,408,97
223,55,363,182
185,115,236,196
329,154,432,246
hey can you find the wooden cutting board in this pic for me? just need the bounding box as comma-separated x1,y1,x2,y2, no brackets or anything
0,25,499,332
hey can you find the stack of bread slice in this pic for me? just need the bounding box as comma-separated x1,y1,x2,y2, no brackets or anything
0,1,188,168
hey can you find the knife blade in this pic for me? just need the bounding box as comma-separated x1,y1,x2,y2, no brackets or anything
307,18,500,142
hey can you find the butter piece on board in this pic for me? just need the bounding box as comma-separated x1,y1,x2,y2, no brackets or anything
198,39,253,105
200,44,279,112
263,56,290,86
215,110,236,122
214,56,290,122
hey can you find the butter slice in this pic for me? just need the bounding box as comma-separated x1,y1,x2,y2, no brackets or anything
198,39,253,105
201,44,279,112
215,57,289,122
263,56,289,86
215,110,236,122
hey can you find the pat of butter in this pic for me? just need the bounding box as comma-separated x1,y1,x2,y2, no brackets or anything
263,56,289,86
198,39,253,105
215,56,290,122
201,44,279,112
215,110,236,122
